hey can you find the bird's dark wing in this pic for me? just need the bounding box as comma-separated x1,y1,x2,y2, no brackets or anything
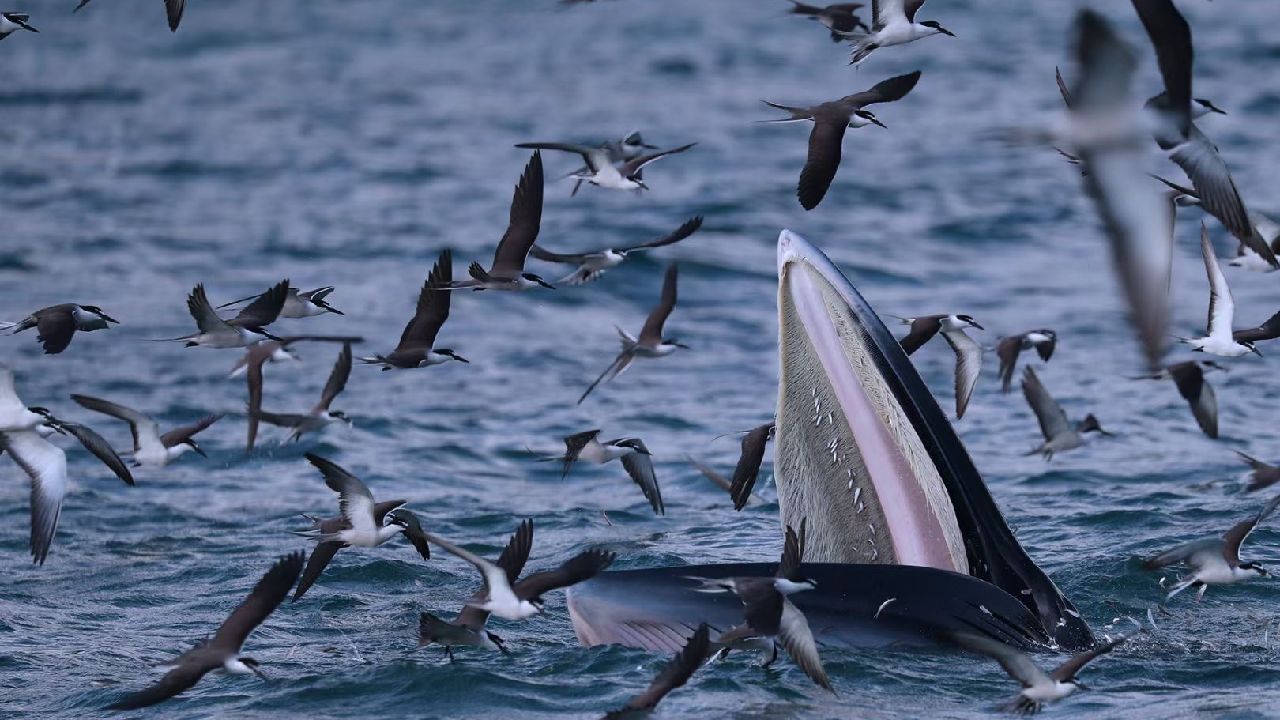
730,422,774,511
777,599,832,691
638,264,679,346
105,661,214,711
995,336,1022,394
529,244,589,264
1222,494,1280,565
777,518,807,580
35,307,76,354
230,279,290,328
165,0,185,31
210,551,304,652
1234,310,1280,344
491,152,544,277
797,115,847,211
314,343,352,412
496,518,534,585
1055,66,1073,109
293,541,345,602
1168,362,1216,438
60,423,135,486
1132,0,1192,137
160,413,224,448
246,357,264,453
898,315,943,355
615,624,711,713
515,549,616,600
618,216,705,252
903,0,926,23
620,447,664,515
838,70,922,108
398,249,452,351
1049,634,1126,682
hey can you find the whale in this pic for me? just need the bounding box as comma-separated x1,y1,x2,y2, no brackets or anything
565,229,1094,653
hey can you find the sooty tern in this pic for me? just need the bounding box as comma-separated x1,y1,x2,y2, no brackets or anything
897,313,984,419
515,141,696,193
603,624,710,718
530,216,703,285
292,503,429,602
70,394,222,466
760,71,920,210
418,519,533,660
787,2,870,42
0,12,36,39
1132,360,1225,439
848,0,953,65
1133,0,1279,269
727,422,775,511
421,522,616,621
690,521,830,690
218,285,344,318
2,303,118,354
104,552,304,710
445,153,554,291
251,342,352,443
1154,176,1280,274
687,455,765,507
1178,224,1261,358
1021,366,1109,460
949,630,1129,714
74,0,184,31
578,264,688,404
162,280,289,348
294,453,421,552
535,430,663,515
1235,451,1280,493
1144,493,1280,601
360,250,468,369
996,330,1056,395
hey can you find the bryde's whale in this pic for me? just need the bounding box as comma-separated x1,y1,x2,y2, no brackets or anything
566,230,1094,653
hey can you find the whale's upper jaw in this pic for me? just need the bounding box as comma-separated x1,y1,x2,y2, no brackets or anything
775,229,1093,650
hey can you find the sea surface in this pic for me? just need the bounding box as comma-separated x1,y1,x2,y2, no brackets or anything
3,1,1280,718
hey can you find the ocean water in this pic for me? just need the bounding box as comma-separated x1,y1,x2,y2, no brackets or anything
3,0,1280,717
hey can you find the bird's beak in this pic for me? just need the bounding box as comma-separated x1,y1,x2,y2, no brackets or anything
636,180,650,191
251,666,268,681
453,354,471,364
870,117,888,129
1074,680,1090,691
23,23,38,33
537,279,556,290
642,144,659,149
674,342,691,349
323,305,345,316
103,314,120,324
192,444,207,458
970,322,985,331
1252,346,1264,358
940,28,955,37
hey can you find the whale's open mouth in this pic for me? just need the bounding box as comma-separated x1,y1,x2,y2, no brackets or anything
567,230,1093,652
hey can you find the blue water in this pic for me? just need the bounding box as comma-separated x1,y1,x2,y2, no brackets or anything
3,0,1280,717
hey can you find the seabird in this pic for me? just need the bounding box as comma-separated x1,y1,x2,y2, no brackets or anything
691,521,830,690
218,285,344,318
760,71,920,210
360,250,468,369
74,0,183,31
292,499,412,601
995,330,1057,394
1235,451,1280,493
0,12,36,39
848,0,953,66
251,342,352,443
1133,0,1279,269
1057,9,1176,370
1155,177,1280,273
534,429,663,515
294,453,421,553
161,280,289,349
516,131,655,196
104,552,304,710
687,455,765,507
530,216,703,286
603,624,710,718
1132,360,1225,439
1143,493,1280,601
949,631,1128,714
578,264,689,404
727,422,775,511
1178,224,1261,358
787,2,870,42
445,153,554,291
70,394,222,466
418,519,533,659
515,141,696,193
897,313,984,419
2,303,118,355
419,523,616,621
227,334,364,378
1021,366,1109,460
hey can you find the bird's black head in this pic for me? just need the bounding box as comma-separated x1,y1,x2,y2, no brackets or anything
313,298,344,316
1194,98,1227,116
614,438,650,455
522,273,555,290
854,109,886,129
1078,414,1111,436
919,20,954,36
1239,561,1270,578
81,305,119,323
633,178,651,191
664,338,691,350
954,314,984,331
329,411,351,423
435,349,470,364
183,439,207,458
623,132,658,150
385,509,412,529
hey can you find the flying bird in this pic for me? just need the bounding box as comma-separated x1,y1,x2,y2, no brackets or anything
1178,224,1261,358
897,313,984,419
1021,366,1110,460
218,285,344,318
294,453,419,551
533,430,663,515
1235,451,1280,493
603,624,710,718
360,250,468,369
579,264,689,404
530,216,703,285
162,280,290,349
514,131,655,195
291,500,421,602
515,141,696,193
70,395,222,466
786,2,870,42
1132,360,1225,438
251,343,353,443
995,330,1057,395
105,552,304,710
849,0,953,65
728,422,775,511
760,71,921,210
1144,493,1280,601
2,303,118,354
687,455,765,507
0,12,37,39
